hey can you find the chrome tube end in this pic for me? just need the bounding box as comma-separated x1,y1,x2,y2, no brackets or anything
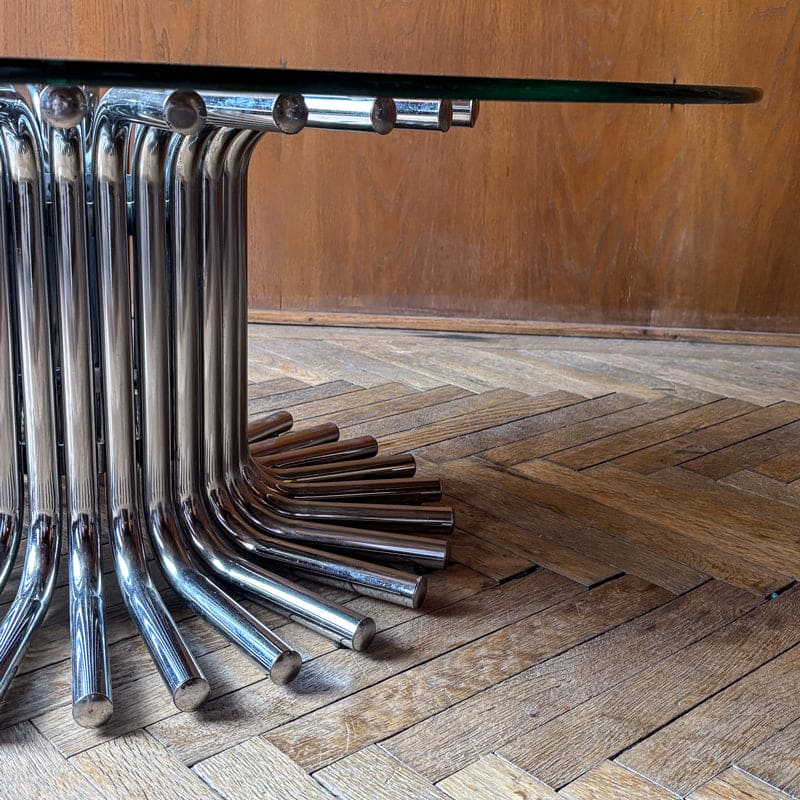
411,574,428,609
39,86,88,128
72,692,113,728
273,94,308,135
351,616,377,652
173,675,211,711
269,649,303,685
451,99,480,127
163,90,207,135
371,98,396,135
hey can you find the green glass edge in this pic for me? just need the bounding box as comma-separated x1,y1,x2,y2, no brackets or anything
0,57,763,104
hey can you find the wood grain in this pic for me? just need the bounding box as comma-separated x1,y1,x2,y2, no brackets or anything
687,768,792,800
736,719,800,798
559,761,674,800
436,755,558,800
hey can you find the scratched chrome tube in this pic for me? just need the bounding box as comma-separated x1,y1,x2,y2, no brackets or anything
167,125,374,650
450,100,480,127
132,118,306,679
304,95,396,134
92,90,209,710
42,86,113,727
394,99,453,131
199,127,426,607
0,123,21,597
216,126,451,563
0,93,61,702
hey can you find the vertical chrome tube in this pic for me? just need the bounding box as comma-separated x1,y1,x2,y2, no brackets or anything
92,99,209,710
42,86,113,727
0,96,61,702
133,115,304,679
0,121,21,596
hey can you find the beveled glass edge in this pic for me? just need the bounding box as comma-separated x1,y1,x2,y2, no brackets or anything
0,57,763,104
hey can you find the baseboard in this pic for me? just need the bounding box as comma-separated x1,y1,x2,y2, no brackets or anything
247,310,800,348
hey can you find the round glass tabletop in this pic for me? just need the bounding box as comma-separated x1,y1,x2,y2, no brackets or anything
0,57,762,104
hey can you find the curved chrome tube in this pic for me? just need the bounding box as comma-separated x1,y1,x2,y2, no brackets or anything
216,127,450,565
199,126,427,607
0,121,21,596
44,86,112,727
0,96,61,702
132,119,303,680
92,99,208,711
394,99,453,131
167,128,374,650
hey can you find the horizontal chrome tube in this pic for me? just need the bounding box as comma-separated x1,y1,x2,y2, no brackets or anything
46,86,113,727
247,410,294,442
394,98,453,131
255,436,380,468
202,91,307,134
273,453,417,483
250,421,340,457
451,99,480,127
304,95,396,134
99,87,207,134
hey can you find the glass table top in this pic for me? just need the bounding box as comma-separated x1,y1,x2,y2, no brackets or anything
0,57,762,104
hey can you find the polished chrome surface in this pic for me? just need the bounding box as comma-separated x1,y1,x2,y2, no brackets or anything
0,94,61,702
304,95,396,134
92,108,209,711
46,86,112,727
133,120,304,676
202,91,307,134
394,98,453,131
450,99,480,127
247,410,295,442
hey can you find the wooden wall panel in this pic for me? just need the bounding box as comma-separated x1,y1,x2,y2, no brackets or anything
2,1,798,332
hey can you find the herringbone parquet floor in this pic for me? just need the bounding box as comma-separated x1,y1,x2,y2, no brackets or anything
3,324,800,799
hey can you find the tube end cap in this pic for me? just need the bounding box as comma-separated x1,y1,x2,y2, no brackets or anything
73,693,114,728
270,650,302,685
351,616,377,651
173,676,211,711
412,575,428,609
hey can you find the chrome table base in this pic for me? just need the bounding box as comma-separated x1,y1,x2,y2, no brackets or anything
0,86,473,727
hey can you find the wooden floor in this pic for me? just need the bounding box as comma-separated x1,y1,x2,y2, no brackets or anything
4,324,800,799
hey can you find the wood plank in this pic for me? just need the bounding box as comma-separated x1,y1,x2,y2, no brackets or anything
439,458,708,593
436,754,558,800
0,722,104,800
611,402,800,474
299,384,471,428
416,392,644,463
722,471,800,508
447,497,618,586
314,746,450,800
380,580,757,782
380,392,585,455
38,565,492,759
736,719,800,798
513,459,790,594
265,576,664,771
687,768,792,800
497,587,800,788
754,451,800,482
550,398,757,470
192,738,336,800
559,761,674,800
618,643,800,796
684,420,800,479
482,395,700,466
70,731,219,800
288,382,416,423
448,528,537,581
142,569,563,765
247,376,308,397
248,380,362,415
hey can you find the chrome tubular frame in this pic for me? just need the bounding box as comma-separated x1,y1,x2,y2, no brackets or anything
0,86,467,724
